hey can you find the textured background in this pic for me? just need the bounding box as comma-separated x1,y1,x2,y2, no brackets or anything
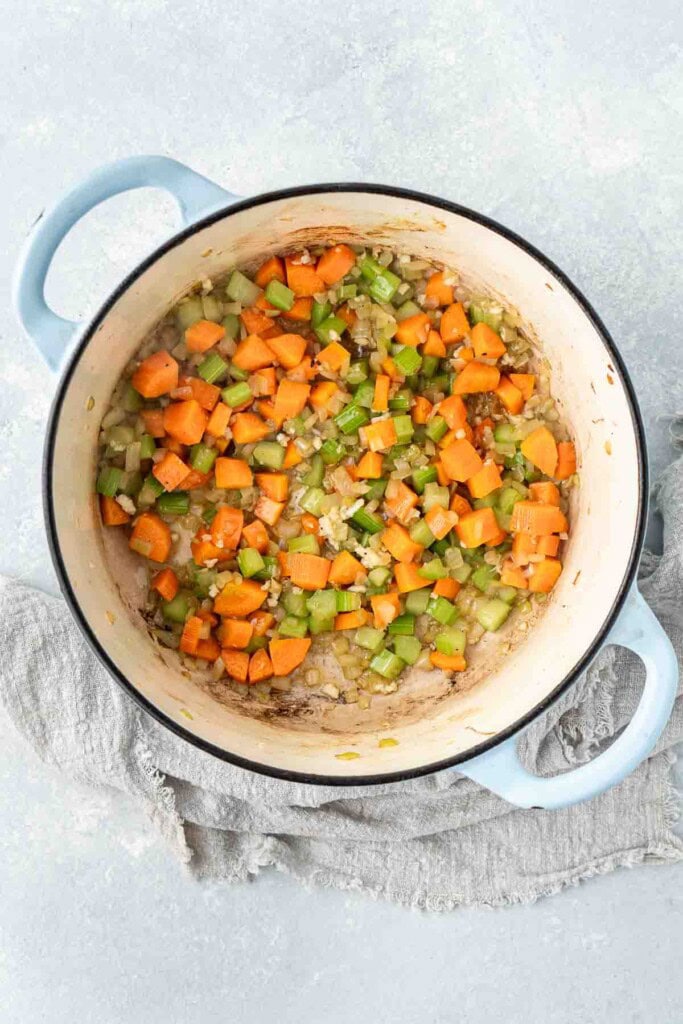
1,1,682,1021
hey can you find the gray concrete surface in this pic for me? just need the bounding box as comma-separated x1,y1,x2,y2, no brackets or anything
1,1,681,1021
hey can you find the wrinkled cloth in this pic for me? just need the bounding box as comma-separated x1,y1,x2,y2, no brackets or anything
1,461,682,910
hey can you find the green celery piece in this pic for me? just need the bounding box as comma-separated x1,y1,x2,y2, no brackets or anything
306,589,338,619
308,613,335,635
335,590,361,612
299,487,325,515
364,478,388,501
137,473,164,506
353,378,375,409
339,283,357,300
278,615,309,639
265,278,295,311
369,269,401,303
227,364,249,382
388,614,415,636
392,414,414,444
222,381,253,407
405,589,431,615
370,648,406,679
471,565,498,593
422,482,450,511
393,346,422,376
367,566,392,587
138,434,156,460
302,454,324,487
412,465,438,495
497,486,524,516
253,555,277,581
320,438,346,465
107,425,135,450
192,567,217,598
201,294,223,322
392,635,421,665
354,627,385,652
435,628,467,656
311,300,332,327
157,491,190,516
409,518,436,548
421,355,439,378
198,352,229,384
334,403,370,435
190,443,218,474
161,591,194,623
282,591,309,617
497,585,518,604
253,442,285,469
175,296,204,331
221,313,241,339
476,598,511,632
122,383,143,413
452,563,472,584
418,558,448,581
237,547,266,578
345,359,368,386
315,316,348,345
226,269,261,305
473,493,498,510
494,422,520,444
394,299,421,322
350,505,384,534
359,256,384,280
429,373,451,394
388,389,412,412
427,595,459,626
425,416,448,443
96,466,123,497
119,470,142,498
287,534,319,554
431,538,450,557
469,303,503,331
202,505,217,525
245,636,268,653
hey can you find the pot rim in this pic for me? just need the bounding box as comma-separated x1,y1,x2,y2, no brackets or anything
43,181,648,786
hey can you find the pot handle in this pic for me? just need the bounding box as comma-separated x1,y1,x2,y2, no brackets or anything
458,586,678,809
12,155,237,371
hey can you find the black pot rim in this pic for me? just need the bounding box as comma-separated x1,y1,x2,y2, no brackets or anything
43,181,648,787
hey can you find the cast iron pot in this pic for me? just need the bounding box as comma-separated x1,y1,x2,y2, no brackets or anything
13,156,678,808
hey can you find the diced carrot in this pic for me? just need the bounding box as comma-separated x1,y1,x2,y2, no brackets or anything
205,402,231,438
395,313,430,348
455,507,501,548
381,356,402,381
151,567,179,601
512,533,537,565
214,438,229,454
131,350,179,398
467,461,503,499
520,426,558,477
163,399,208,445
250,610,275,636
220,618,254,650
471,417,494,448
356,451,383,479
384,480,419,521
254,292,277,312
449,492,473,516
257,399,279,425
360,418,397,452
130,512,172,562
529,481,560,506
248,651,274,684
316,243,356,285
471,322,506,359
538,534,560,556
495,376,524,415
335,609,371,631
191,533,222,566
99,495,131,526
424,505,459,540
211,507,244,550
452,361,500,395
439,394,468,431
254,495,285,526
185,319,225,353
140,409,166,438
282,296,313,321
395,563,431,593
441,438,484,482
438,428,458,450
328,550,365,586
214,457,253,489
286,356,317,382
158,436,186,456
273,379,310,423
251,367,277,397
381,523,423,563
510,501,568,535
256,473,289,502
555,441,577,480
411,396,433,424
214,578,267,616
370,592,401,629
486,526,508,548
440,302,470,343
288,552,331,591
153,450,190,491
240,306,279,338
432,577,460,600
317,341,350,372
434,462,450,486
528,557,563,593
179,616,202,655
372,374,390,412
500,560,528,589
310,381,338,408
336,303,357,330
458,346,475,363
430,651,467,672
265,332,307,369
285,255,325,296
242,518,270,553
283,439,304,468
425,271,454,306
254,256,285,288
301,512,320,536
177,375,220,412
222,650,250,682
269,637,312,676
231,413,271,444
232,334,276,371
277,550,290,576
423,329,447,357
509,373,535,401
195,636,221,662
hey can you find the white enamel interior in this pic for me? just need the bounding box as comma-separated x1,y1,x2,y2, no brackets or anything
48,190,641,779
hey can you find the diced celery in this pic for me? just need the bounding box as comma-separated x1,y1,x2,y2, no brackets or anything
409,518,436,548
162,591,195,623
353,379,375,409
367,566,392,588
245,636,268,653
335,590,361,612
473,493,498,510
364,478,388,501
157,491,190,516
435,628,467,656
311,300,332,327
107,424,136,450
308,613,335,635
302,454,324,486
421,355,439,379
418,558,448,581
388,614,415,636
320,438,346,465
405,589,431,615
226,269,261,306
221,313,241,339
300,487,325,516
222,381,253,407
119,470,142,497
201,294,223,322
393,346,422,376
137,473,164,506
96,466,123,497
392,636,421,665
394,299,421,322
190,443,218,474
427,595,459,626
476,598,511,632
265,278,295,311
253,555,277,581
198,352,229,384
355,627,385,652
253,441,285,469
497,486,524,516
432,538,450,556
175,296,204,330
430,373,451,394
122,383,143,412
494,423,520,444
497,585,518,604
452,563,472,584
350,505,384,534
370,648,406,679
425,416,448,443
388,389,412,412
306,590,338,619
334,403,370,435
202,504,217,525
469,303,502,331
392,415,414,444
339,283,357,300
278,615,309,639
359,256,384,280
369,269,401,303
282,591,309,618
422,482,449,511
228,364,249,381
287,534,319,554
138,434,156,460
412,466,438,495
471,565,498,593
192,568,216,598
237,547,266,578
345,359,369,386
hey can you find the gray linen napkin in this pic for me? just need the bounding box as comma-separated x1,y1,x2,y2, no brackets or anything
1,461,682,910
